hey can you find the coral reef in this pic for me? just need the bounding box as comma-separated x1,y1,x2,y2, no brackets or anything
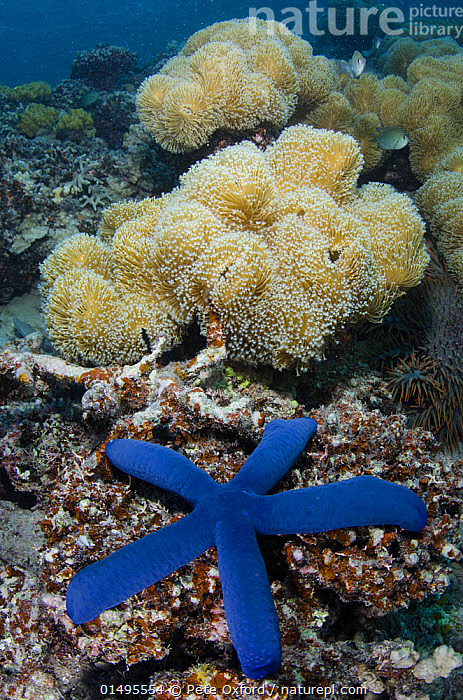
0,111,176,304
70,44,138,90
3,27,463,700
40,124,429,369
304,74,410,172
398,55,463,180
0,340,461,697
136,19,338,152
304,47,463,181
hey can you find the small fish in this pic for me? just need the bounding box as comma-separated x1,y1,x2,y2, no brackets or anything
364,35,382,58
334,51,366,78
77,90,100,108
374,127,409,150
13,317,36,338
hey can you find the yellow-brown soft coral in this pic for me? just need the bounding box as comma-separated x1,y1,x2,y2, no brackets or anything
378,36,461,79
304,48,463,180
41,125,428,370
416,147,463,285
42,268,178,366
136,18,338,152
39,234,113,296
389,56,463,179
97,194,171,242
390,54,463,180
303,74,405,172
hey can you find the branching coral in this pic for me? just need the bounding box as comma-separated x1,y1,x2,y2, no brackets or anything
41,125,428,370
136,19,338,152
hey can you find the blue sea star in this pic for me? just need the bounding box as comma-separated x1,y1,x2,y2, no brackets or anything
66,417,427,679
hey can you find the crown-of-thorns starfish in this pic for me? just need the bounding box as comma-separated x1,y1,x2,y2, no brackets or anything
66,417,427,679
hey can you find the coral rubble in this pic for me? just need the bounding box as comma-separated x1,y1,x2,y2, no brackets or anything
0,343,462,697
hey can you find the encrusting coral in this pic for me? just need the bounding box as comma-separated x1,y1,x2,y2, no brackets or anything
136,18,338,152
41,125,429,370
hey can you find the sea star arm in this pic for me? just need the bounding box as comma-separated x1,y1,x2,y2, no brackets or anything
230,417,317,495
214,498,281,680
66,507,214,624
252,475,427,535
105,439,218,506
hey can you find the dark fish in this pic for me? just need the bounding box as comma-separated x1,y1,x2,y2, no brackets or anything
13,317,36,338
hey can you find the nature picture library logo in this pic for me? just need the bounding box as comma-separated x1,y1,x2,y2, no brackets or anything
249,2,463,40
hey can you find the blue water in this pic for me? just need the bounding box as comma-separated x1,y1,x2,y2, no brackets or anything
0,0,458,87
0,0,297,86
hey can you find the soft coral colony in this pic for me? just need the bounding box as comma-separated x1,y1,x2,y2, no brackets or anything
136,18,337,152
40,121,429,370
